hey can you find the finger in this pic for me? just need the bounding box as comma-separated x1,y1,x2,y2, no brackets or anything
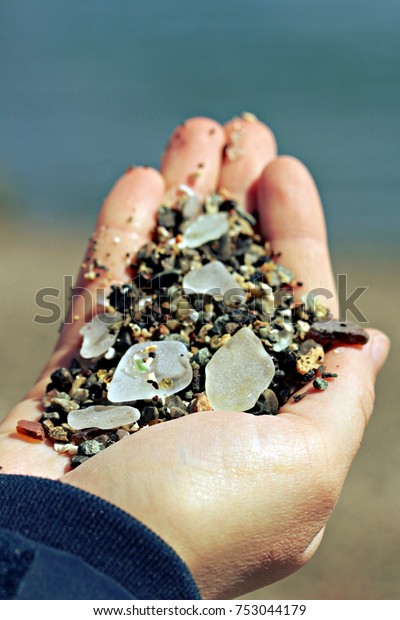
280,329,390,477
24,167,165,401
258,156,337,313
160,117,225,198
218,115,277,211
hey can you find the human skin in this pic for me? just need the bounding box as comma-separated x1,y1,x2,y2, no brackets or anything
0,116,390,598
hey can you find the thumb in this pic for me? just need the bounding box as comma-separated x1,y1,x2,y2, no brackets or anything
282,328,390,465
368,329,391,375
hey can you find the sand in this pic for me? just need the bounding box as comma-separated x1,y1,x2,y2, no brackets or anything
0,218,399,599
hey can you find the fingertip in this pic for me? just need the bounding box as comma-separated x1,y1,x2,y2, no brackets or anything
224,115,277,149
259,155,319,206
219,115,277,210
161,117,225,196
107,165,165,200
367,329,391,374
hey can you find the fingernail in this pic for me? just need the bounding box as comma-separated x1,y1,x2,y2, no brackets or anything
371,332,391,371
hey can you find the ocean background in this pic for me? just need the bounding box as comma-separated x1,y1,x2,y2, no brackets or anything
1,0,399,601
1,0,399,255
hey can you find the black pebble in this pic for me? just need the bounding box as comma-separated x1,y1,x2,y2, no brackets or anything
50,368,73,392
157,206,180,229
114,328,133,352
71,455,90,468
141,406,159,424
218,199,236,212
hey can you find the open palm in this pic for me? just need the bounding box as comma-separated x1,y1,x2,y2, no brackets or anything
0,117,389,598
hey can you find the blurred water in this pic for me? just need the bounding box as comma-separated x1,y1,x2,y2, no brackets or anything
0,0,399,254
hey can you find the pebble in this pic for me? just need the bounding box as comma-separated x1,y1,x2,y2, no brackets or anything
48,425,69,442
157,206,178,229
308,320,369,346
107,340,193,402
16,419,45,440
51,397,80,413
42,388,61,408
78,439,105,456
53,442,71,454
183,260,245,303
313,378,329,391
182,213,229,248
260,389,280,415
70,388,90,404
205,327,275,411
296,340,325,375
117,429,130,440
188,393,212,412
71,455,90,468
68,405,141,430
169,406,188,418
50,368,73,392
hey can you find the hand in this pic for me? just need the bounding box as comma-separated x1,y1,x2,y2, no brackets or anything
0,117,390,599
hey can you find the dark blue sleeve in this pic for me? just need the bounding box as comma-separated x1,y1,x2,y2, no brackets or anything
0,475,201,600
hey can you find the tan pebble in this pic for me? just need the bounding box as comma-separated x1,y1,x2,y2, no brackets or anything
296,345,325,375
189,393,212,413
48,426,69,442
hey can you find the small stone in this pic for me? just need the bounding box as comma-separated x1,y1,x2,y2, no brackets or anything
183,261,245,303
188,393,212,413
53,442,71,453
78,439,105,456
270,327,294,353
41,419,55,433
182,213,229,248
169,406,188,418
40,410,61,423
71,388,90,404
71,455,90,468
42,388,61,408
94,433,118,447
293,392,308,403
48,425,69,442
117,429,130,440
107,340,193,402
165,395,186,410
51,397,80,413
296,341,325,375
158,206,178,229
197,347,212,366
308,320,369,346
70,428,100,444
141,406,159,424
16,420,45,441
260,389,280,415
68,405,140,430
205,327,276,411
69,375,86,396
313,378,329,391
50,368,73,392
104,347,116,360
